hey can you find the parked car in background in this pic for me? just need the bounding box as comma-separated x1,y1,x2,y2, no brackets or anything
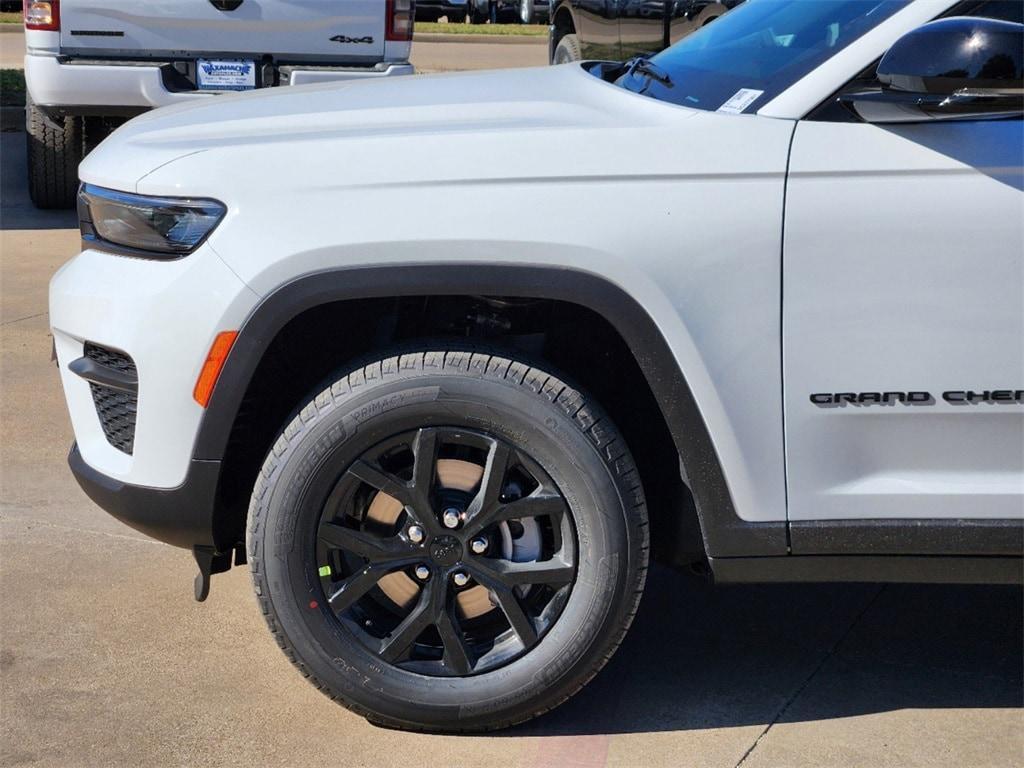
550,0,742,63
416,0,470,22
470,0,551,24
21,0,415,209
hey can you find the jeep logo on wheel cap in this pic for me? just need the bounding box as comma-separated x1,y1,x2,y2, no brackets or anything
429,535,463,567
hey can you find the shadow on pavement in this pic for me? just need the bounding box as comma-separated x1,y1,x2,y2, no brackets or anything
1,131,78,231
494,566,1022,737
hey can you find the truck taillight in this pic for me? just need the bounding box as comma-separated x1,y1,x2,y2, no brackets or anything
386,0,414,42
24,0,60,31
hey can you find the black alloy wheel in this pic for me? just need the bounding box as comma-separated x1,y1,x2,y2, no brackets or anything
315,426,576,676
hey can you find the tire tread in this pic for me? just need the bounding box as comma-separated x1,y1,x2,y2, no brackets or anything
26,99,82,209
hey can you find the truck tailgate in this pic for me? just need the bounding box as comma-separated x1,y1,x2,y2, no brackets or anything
59,1,386,61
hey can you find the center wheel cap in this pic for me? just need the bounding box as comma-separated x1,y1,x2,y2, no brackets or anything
429,535,463,568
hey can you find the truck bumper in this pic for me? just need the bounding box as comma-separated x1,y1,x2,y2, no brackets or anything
25,54,414,113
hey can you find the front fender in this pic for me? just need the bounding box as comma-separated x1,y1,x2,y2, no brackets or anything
193,264,787,557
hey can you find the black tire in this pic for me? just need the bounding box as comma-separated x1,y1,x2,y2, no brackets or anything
449,10,469,23
248,349,649,732
469,3,488,24
26,97,83,210
552,32,582,64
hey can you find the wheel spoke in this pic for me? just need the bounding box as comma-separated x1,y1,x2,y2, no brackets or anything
487,491,567,528
318,521,412,564
378,582,438,663
347,459,414,505
471,556,574,589
463,440,512,529
327,564,390,613
435,598,474,675
410,428,439,499
487,583,537,647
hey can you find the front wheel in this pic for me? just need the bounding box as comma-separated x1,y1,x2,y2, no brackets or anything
248,349,648,731
552,33,582,64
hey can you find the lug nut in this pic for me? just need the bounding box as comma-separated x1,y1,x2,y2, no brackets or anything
452,572,470,587
414,565,430,581
442,508,461,529
407,525,424,544
470,537,488,555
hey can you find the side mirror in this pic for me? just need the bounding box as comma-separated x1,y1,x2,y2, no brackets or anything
841,17,1023,123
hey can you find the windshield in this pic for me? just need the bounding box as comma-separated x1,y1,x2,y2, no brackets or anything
616,0,913,113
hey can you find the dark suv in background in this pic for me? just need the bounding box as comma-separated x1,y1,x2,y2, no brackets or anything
550,0,742,62
417,1,551,24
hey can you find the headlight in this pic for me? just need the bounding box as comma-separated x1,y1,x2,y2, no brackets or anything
79,184,226,258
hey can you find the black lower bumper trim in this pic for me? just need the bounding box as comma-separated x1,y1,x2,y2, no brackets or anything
68,444,220,550
38,104,150,120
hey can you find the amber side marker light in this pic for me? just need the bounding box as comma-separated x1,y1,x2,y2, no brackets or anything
193,331,238,407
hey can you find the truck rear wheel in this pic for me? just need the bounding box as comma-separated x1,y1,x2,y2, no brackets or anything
247,349,649,731
26,98,82,210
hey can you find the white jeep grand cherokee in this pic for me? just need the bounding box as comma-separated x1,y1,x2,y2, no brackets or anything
50,0,1022,733
22,0,414,208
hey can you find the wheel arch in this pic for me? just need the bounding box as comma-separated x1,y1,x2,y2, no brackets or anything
196,265,785,559
549,2,577,63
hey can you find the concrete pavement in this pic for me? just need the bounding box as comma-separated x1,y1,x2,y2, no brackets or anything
1,36,1022,768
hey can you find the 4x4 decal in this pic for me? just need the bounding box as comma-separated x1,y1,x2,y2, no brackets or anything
330,35,375,44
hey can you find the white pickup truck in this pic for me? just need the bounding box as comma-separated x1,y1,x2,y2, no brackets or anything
22,0,414,208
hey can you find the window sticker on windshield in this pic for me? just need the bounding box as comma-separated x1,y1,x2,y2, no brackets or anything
717,89,765,115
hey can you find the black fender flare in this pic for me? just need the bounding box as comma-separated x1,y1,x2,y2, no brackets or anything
193,264,787,558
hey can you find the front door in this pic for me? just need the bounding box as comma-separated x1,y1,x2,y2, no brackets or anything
783,115,1023,524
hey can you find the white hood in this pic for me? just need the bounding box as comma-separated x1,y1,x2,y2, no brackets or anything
79,64,694,194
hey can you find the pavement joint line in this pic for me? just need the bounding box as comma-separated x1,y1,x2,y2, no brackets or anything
0,310,48,327
1,514,169,547
732,584,888,768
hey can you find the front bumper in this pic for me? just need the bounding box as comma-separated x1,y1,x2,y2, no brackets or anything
50,245,258,489
25,54,414,113
69,444,220,549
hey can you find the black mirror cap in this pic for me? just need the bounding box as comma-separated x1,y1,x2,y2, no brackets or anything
879,16,1023,95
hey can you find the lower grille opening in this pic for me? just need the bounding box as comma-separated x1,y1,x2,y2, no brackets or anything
84,343,138,455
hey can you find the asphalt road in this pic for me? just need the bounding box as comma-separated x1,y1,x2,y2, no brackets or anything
0,28,547,72
1,35,1023,768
